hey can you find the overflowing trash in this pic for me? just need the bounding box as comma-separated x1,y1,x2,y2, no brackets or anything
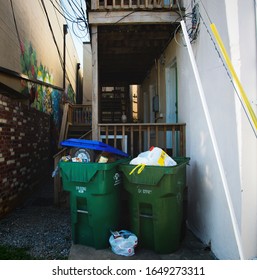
109,230,138,257
52,138,129,177
129,146,177,175
130,146,177,166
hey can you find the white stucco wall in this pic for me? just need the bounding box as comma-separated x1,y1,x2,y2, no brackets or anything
144,0,257,259
234,0,257,260
83,42,93,104
180,0,257,260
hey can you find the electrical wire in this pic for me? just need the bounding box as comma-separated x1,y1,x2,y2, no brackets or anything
198,0,212,24
41,0,75,87
9,0,30,77
52,2,77,83
50,0,74,22
173,1,201,46
176,0,184,20
41,0,63,69
67,0,83,17
49,0,89,40
173,0,256,136
174,24,184,47
114,11,135,26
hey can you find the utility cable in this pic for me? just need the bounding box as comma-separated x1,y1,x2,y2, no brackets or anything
51,0,89,39
41,0,63,70
176,0,184,20
9,0,30,78
41,0,73,87
114,11,135,24
52,2,77,83
51,0,75,22
174,1,200,44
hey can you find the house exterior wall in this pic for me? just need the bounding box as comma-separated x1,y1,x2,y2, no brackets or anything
236,0,257,261
0,94,50,218
0,0,81,217
0,0,79,94
140,67,158,123
0,0,81,146
142,0,257,259
83,42,93,104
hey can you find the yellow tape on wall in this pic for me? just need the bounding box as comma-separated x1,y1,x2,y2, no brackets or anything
210,23,257,132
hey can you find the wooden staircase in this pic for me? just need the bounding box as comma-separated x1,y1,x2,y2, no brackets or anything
58,102,92,146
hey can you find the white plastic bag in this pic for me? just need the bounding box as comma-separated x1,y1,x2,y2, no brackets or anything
130,146,177,167
109,230,138,257
129,151,151,165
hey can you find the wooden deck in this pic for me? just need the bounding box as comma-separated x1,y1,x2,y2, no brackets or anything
91,0,177,10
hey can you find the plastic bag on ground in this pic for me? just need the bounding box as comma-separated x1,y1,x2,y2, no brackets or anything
109,230,138,257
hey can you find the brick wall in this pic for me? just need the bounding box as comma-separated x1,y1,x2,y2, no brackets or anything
0,94,50,217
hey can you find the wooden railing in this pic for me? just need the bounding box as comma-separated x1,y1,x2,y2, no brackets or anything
68,104,92,125
98,123,186,157
91,0,177,10
54,122,185,204
58,103,92,146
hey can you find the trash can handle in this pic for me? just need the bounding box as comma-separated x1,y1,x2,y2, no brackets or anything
139,213,153,219
129,164,146,175
77,209,89,214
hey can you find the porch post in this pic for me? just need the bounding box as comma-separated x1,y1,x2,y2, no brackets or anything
91,25,99,140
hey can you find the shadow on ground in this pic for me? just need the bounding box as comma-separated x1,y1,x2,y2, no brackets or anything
68,229,216,260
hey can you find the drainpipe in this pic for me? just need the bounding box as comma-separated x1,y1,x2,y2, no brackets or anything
63,24,68,90
255,0,257,41
181,20,245,260
76,63,81,104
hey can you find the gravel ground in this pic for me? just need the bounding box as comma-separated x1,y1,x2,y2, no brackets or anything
0,178,72,260
0,176,216,260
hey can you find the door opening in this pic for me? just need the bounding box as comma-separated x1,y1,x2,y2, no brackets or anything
165,61,178,153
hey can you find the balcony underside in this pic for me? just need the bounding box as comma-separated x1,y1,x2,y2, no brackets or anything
96,22,180,85
86,0,183,85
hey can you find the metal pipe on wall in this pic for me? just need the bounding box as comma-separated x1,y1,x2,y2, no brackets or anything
63,24,68,90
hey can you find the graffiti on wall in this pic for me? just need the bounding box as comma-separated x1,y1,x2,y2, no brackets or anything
19,40,75,128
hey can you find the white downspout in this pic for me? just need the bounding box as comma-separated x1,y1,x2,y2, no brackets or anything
255,0,257,37
180,20,245,260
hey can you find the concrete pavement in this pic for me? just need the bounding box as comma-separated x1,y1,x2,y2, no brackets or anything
68,229,216,260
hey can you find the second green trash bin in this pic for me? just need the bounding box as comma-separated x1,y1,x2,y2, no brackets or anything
119,157,190,254
59,158,128,249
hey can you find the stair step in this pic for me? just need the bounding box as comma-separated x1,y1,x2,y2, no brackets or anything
68,124,91,131
67,124,92,139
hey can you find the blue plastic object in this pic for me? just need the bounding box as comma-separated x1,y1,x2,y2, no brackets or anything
60,138,129,157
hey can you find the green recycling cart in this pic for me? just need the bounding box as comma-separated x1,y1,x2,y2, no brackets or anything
118,157,190,254
59,158,129,249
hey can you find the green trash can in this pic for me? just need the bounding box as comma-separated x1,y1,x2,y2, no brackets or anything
118,157,190,254
59,158,128,249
